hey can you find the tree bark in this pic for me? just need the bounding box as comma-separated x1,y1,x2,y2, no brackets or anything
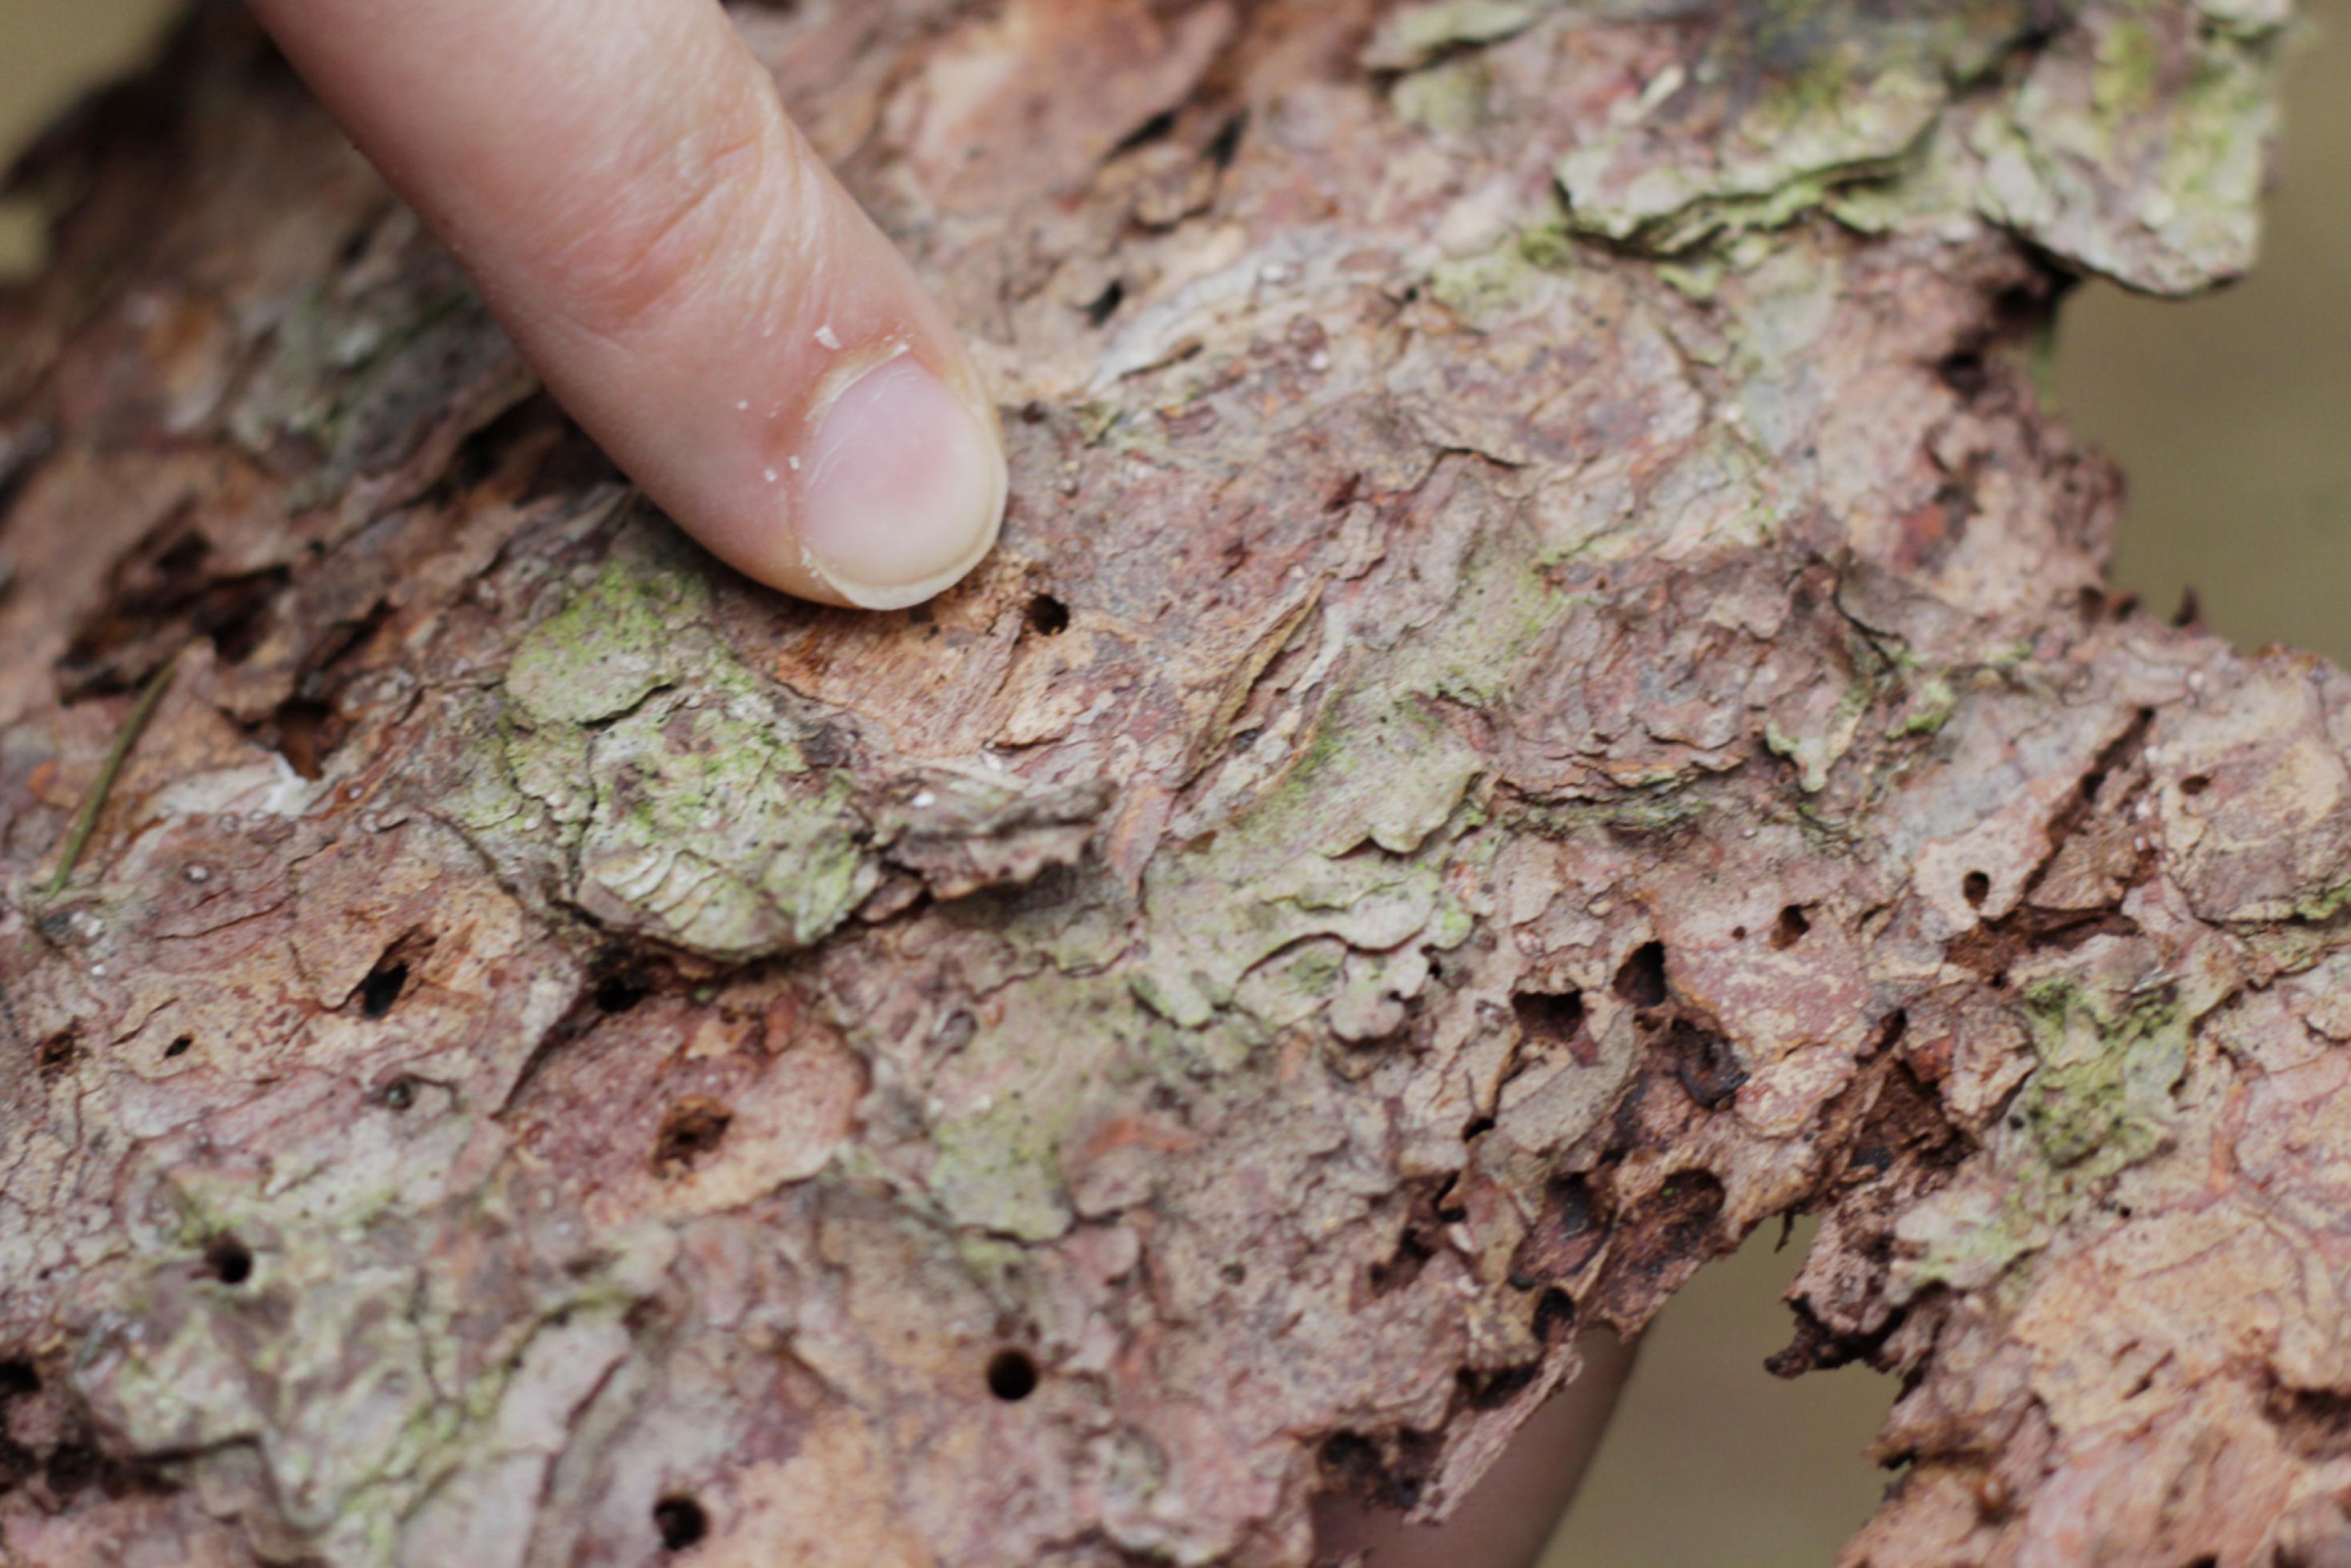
0,2,2320,1563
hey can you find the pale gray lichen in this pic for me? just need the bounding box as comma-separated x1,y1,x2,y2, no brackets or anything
1129,540,1537,1029
1554,2,2031,253
486,540,879,960
1363,0,1553,71
503,559,691,728
570,681,876,960
469,525,1110,963
1892,978,2191,1297
74,1111,676,1566
1972,2,2278,293
1534,0,2277,297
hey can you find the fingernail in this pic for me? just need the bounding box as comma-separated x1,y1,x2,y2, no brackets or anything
795,355,1005,611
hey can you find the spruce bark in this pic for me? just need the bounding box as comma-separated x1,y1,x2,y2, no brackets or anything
0,3,2323,1564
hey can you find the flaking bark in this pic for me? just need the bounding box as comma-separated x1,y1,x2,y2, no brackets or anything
0,2,2326,1564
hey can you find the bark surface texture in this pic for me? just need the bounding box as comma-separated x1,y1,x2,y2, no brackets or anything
0,2,2322,1564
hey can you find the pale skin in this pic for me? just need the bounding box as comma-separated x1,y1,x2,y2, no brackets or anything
247,0,1005,611
243,0,1627,1558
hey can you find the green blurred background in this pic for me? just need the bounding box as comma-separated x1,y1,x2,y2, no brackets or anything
2,3,2344,1562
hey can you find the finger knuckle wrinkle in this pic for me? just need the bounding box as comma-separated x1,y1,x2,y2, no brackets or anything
550,102,774,339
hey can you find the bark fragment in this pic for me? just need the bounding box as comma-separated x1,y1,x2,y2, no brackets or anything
0,2,2323,1565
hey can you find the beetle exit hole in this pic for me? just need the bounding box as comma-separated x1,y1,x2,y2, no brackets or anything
359,960,408,1019
1026,593,1070,636
652,1494,708,1552
1612,941,1667,1009
652,1100,732,1176
203,1237,253,1286
986,1349,1039,1402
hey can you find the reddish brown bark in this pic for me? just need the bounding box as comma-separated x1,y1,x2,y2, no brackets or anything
0,3,2325,1565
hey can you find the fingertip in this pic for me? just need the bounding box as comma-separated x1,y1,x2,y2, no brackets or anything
783,353,1008,611
251,0,1011,612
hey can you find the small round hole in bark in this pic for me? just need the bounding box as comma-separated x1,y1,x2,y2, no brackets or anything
0,1361,38,1398
1083,279,1125,327
1612,941,1667,1009
163,1035,193,1059
1318,1430,1381,1486
1511,987,1586,1047
203,1237,253,1285
652,1100,732,1175
1026,594,1070,636
270,696,338,781
1770,904,1811,950
1207,111,1248,169
652,1495,708,1552
42,1444,98,1498
2181,773,2211,796
594,972,648,1013
1962,871,1991,908
359,960,408,1018
986,1349,1039,1402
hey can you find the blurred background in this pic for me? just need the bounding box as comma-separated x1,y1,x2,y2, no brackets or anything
2,2,2344,1563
